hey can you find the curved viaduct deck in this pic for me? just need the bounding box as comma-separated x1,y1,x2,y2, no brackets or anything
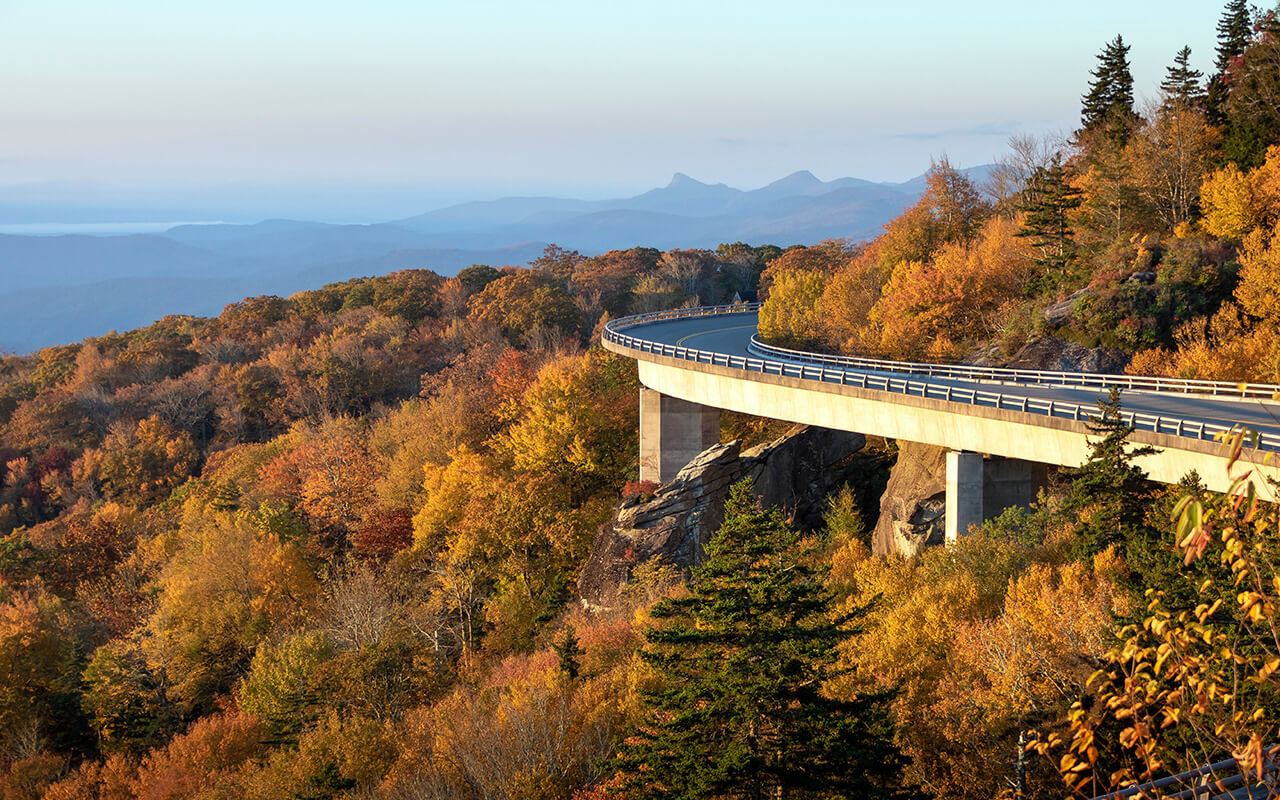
602,306,1280,507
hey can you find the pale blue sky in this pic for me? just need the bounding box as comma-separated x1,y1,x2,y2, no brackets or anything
0,0,1229,218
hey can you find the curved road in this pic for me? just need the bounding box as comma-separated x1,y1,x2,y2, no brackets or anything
626,311,1280,447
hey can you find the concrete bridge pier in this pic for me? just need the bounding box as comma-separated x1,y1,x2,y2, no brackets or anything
639,388,721,484
945,451,984,543
946,453,1047,544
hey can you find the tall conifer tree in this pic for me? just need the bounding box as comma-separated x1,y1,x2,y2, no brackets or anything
1017,155,1083,281
1081,35,1137,143
610,482,916,800
1215,0,1253,74
1221,9,1280,166
1207,0,1254,120
1160,46,1206,106
1067,388,1158,558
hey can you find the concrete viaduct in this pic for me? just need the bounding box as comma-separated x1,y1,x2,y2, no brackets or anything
602,305,1280,543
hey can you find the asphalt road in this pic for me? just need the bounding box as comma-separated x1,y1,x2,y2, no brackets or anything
627,312,1280,444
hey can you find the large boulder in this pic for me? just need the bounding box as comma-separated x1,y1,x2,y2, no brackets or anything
870,442,947,557
577,425,865,612
1004,335,1128,374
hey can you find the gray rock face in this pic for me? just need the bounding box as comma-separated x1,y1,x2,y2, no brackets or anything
871,441,947,557
577,425,865,612
1004,335,1129,374
1043,289,1092,327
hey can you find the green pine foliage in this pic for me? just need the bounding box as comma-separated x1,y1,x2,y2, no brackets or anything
1208,0,1253,122
1066,388,1158,559
1122,472,1213,605
1160,45,1205,106
1016,154,1084,285
1222,9,1280,167
1080,35,1137,142
1214,0,1253,75
610,481,916,800
553,625,582,680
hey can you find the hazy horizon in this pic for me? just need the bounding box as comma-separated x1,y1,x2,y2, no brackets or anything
0,163,970,229
2,0,1221,224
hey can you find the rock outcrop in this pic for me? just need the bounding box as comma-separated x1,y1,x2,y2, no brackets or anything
1004,335,1128,374
870,441,947,557
577,425,865,612
1043,288,1092,328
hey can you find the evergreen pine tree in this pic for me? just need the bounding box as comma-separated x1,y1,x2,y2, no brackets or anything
1207,0,1254,121
553,625,581,680
1121,472,1211,605
1081,35,1137,143
1215,0,1253,74
1067,387,1158,558
1160,46,1206,106
1016,154,1083,284
1220,10,1280,166
610,482,916,800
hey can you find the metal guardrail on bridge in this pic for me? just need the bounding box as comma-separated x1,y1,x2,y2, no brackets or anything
602,305,1280,453
1090,745,1279,799
747,336,1280,400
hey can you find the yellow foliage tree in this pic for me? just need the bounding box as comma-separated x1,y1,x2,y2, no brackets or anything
757,269,827,347
1201,145,1280,240
380,654,617,799
757,239,858,297
812,253,885,354
295,419,374,536
412,446,500,557
146,506,318,712
94,416,199,505
826,533,1030,797
493,349,638,503
129,711,267,800
1250,145,1280,222
949,557,1125,722
1201,163,1257,239
1236,222,1280,324
875,160,990,282
0,578,77,760
825,522,1128,800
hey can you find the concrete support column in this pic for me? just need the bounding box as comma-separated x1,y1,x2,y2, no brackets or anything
639,388,721,484
982,458,1042,513
945,451,984,544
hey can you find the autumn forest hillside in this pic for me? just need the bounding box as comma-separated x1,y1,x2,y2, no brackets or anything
4,3,1280,799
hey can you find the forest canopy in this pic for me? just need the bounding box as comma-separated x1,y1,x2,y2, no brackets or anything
5,4,1280,798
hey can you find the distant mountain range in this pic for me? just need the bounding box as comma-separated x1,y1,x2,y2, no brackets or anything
0,165,994,353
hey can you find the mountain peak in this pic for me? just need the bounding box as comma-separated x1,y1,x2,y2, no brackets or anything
782,169,821,184
762,170,825,193
667,172,708,188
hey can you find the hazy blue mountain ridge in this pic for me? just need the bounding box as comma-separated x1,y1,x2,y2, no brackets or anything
0,165,994,352
0,233,261,291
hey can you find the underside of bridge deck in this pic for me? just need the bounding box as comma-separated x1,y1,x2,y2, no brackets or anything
639,387,1049,541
